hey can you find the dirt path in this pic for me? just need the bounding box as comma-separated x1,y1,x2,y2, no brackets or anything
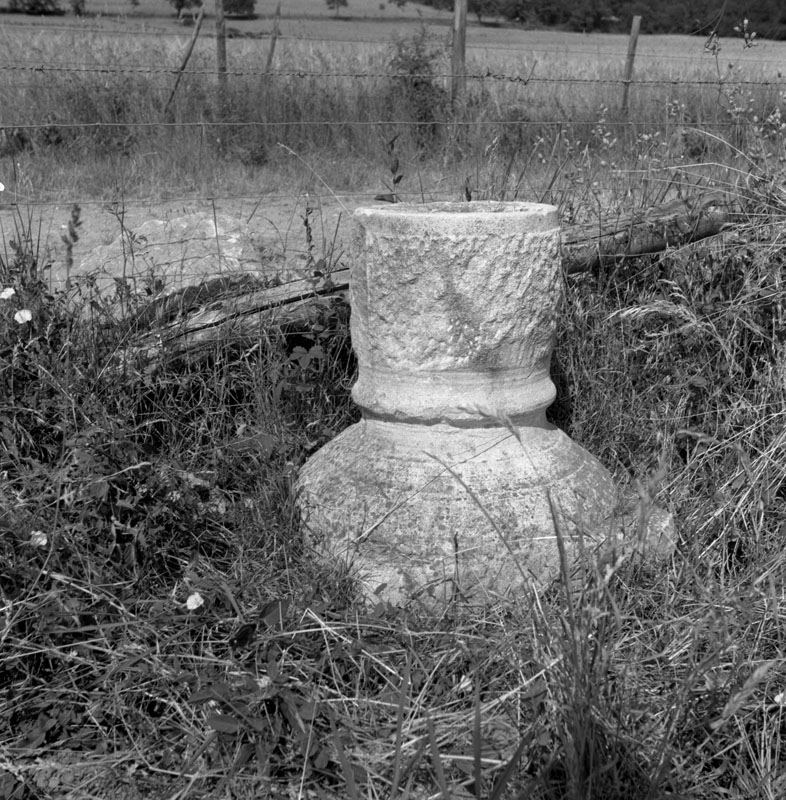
0,193,366,292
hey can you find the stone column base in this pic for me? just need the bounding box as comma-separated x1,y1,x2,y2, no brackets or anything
297,417,621,605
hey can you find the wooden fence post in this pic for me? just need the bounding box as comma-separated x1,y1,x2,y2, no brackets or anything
165,4,205,116
215,0,228,114
621,15,641,115
265,1,281,74
451,0,467,106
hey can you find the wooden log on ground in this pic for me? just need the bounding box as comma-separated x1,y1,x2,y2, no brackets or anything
561,190,734,274
131,271,350,364
131,190,735,361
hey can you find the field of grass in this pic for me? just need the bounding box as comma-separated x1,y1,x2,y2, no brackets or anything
2,5,786,799
2,5,786,203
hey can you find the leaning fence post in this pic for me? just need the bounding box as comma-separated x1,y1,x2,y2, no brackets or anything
165,4,205,117
264,1,281,74
214,0,228,115
296,202,622,605
621,15,642,115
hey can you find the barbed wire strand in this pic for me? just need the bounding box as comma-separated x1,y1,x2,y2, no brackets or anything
1,62,785,86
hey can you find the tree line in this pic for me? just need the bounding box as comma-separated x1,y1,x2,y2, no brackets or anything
415,0,786,40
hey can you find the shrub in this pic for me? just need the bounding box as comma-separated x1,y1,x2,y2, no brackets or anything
8,0,62,13
224,0,255,17
325,0,348,16
387,24,449,148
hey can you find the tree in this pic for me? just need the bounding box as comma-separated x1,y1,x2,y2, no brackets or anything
9,0,62,13
325,0,348,17
225,0,255,17
166,0,200,17
470,0,499,24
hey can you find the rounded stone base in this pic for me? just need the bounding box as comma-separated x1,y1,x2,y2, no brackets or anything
296,417,619,604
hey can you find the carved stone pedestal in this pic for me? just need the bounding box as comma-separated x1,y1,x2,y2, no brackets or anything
297,202,620,604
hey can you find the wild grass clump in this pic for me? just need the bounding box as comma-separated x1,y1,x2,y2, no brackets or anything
0,204,362,796
541,175,786,797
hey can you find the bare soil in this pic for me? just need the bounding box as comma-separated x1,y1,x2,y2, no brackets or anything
1,193,367,291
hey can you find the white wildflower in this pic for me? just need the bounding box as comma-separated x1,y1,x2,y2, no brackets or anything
29,530,48,547
775,691,786,706
0,181,4,192
14,309,32,324
0,287,15,300
186,592,204,611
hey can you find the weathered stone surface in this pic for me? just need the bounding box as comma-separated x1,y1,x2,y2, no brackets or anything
76,212,266,301
297,202,621,605
349,203,560,422
299,418,618,603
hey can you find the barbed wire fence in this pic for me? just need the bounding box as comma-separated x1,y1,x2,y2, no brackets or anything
1,18,784,292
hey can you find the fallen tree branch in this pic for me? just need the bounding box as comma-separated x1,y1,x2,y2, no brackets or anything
129,190,736,362
560,190,735,273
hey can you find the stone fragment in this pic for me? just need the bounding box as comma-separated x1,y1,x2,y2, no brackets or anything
75,212,265,304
